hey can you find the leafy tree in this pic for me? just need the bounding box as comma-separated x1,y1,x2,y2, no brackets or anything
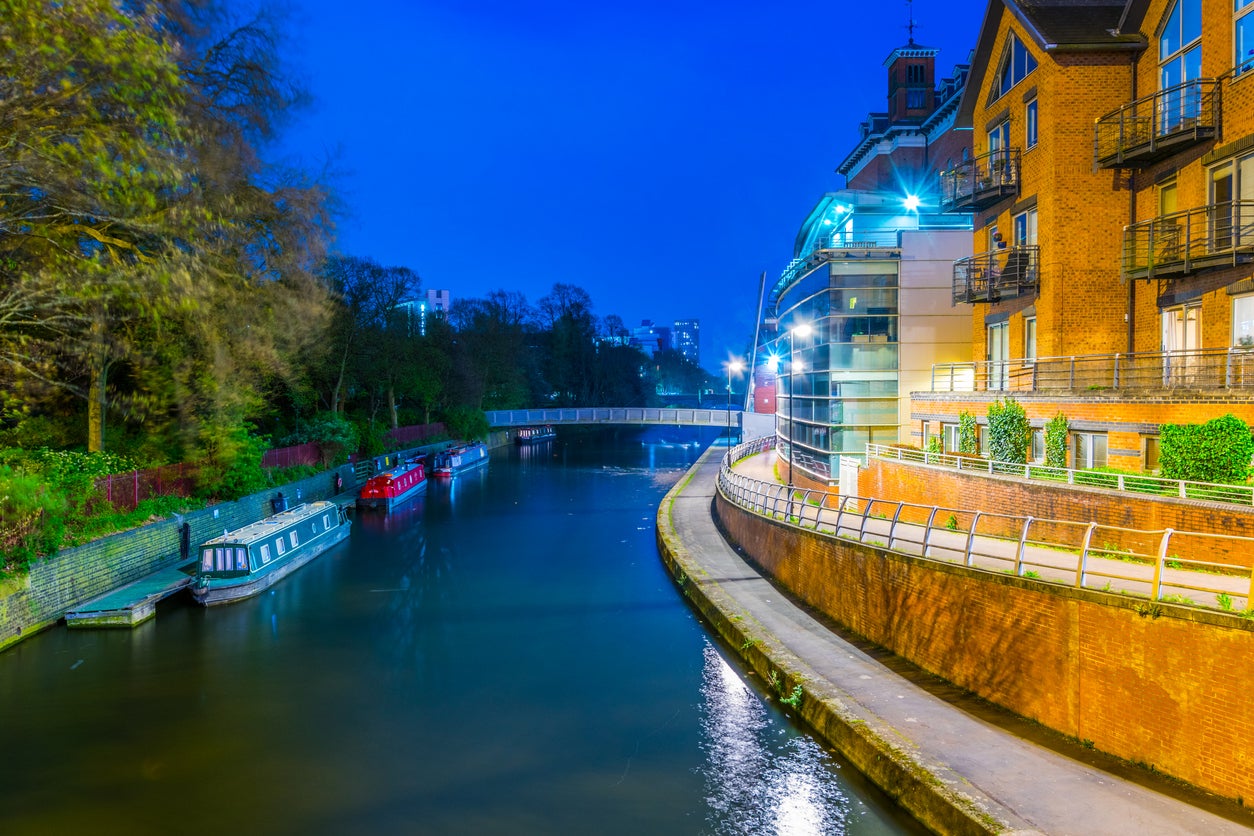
1160,414,1254,484
986,398,1030,464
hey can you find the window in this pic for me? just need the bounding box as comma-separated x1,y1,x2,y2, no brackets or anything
942,423,961,453
1160,0,1202,131
1208,154,1254,250
988,121,1011,157
201,549,213,572
1143,436,1161,473
215,547,229,571
1013,208,1038,247
275,537,286,556
235,548,248,571
323,514,332,529
1025,316,1038,361
1031,429,1045,463
992,34,1038,100
1235,294,1254,346
907,89,925,109
1025,99,1038,148
906,63,925,84
988,322,1009,389
1239,0,1254,73
259,543,271,564
289,531,299,548
1072,432,1108,469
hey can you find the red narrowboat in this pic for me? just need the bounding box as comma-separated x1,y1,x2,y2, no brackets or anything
357,458,428,511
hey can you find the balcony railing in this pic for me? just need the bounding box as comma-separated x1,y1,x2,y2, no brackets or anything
1122,201,1254,280
928,346,1254,393
952,245,1038,304
1094,78,1219,169
777,229,902,288
938,148,1020,212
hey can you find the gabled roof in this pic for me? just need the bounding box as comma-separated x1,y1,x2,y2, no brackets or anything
955,0,1146,129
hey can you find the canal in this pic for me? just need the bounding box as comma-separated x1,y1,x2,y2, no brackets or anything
0,430,924,835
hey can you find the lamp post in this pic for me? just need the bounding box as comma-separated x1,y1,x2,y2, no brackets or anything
787,324,812,488
725,359,743,447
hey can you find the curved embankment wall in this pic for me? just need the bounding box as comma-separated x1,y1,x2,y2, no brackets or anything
711,486,1254,808
0,465,355,652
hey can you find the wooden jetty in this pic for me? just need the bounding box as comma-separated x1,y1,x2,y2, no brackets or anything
65,561,197,629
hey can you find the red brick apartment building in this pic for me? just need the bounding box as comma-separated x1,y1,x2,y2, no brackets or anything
916,0,1254,471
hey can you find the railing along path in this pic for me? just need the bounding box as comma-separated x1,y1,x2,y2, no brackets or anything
720,438,1254,613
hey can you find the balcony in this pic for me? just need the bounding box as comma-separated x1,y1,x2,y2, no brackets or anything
1122,201,1254,280
938,149,1020,212
952,245,1039,304
929,347,1254,394
1094,79,1219,169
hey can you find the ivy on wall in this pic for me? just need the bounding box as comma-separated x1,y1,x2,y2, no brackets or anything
957,411,978,455
987,398,1030,464
1159,414,1254,485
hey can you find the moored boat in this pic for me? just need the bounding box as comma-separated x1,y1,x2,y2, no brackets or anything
515,426,556,445
191,501,351,606
432,441,489,477
357,457,427,511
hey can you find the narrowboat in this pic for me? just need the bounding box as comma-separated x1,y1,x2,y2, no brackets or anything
432,441,489,477
191,501,351,606
357,457,427,511
515,426,556,445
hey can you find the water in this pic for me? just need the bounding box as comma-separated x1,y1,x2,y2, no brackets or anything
0,430,923,835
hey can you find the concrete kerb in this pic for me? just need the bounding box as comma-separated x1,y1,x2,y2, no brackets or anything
655,449,1031,836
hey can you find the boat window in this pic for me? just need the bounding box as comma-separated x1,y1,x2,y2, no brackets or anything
215,548,230,571
311,521,318,535
201,549,214,571
323,515,331,529
290,531,299,548
276,537,286,556
235,548,248,570
259,543,271,564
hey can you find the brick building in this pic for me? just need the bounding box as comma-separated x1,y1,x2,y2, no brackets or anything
915,0,1254,471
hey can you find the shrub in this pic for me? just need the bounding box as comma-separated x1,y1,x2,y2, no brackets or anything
443,406,489,441
987,397,1030,464
1159,414,1254,484
957,411,978,455
925,435,942,454
0,465,66,573
196,426,269,501
1044,412,1069,469
280,413,359,466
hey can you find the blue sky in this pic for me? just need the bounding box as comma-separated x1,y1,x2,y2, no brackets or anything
281,0,987,372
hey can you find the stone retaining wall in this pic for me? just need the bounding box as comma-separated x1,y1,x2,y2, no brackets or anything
0,465,356,651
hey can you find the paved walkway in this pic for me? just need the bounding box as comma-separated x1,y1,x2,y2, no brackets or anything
657,447,1253,835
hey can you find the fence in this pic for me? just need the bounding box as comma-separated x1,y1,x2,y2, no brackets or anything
385,422,446,447
93,463,199,513
720,438,1254,612
864,442,1254,507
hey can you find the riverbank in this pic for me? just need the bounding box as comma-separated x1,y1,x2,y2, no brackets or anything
655,447,1252,835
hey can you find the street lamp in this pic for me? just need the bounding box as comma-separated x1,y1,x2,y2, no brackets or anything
724,359,744,446
787,323,812,488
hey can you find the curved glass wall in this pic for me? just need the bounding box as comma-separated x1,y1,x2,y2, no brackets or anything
775,260,901,484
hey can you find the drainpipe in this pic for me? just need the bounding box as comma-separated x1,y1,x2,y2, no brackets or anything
1126,53,1138,354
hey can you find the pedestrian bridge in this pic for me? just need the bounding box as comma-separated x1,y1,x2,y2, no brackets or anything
486,407,741,430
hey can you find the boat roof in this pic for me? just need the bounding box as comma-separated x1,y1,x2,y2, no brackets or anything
371,459,424,481
201,501,336,548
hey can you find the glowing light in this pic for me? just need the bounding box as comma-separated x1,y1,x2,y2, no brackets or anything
903,194,920,211
791,323,812,338
766,354,781,371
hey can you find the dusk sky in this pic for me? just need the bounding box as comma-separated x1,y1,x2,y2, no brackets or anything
282,0,988,372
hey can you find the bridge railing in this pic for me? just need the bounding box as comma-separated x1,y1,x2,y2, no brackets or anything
718,437,1254,612
486,407,741,427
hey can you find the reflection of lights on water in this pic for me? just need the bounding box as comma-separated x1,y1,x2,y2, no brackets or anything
698,642,850,835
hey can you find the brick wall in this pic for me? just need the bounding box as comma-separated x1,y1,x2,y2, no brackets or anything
0,464,356,651
714,492,1254,805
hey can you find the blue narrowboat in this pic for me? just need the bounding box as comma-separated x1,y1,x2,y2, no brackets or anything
514,426,556,445
432,442,489,477
192,501,351,606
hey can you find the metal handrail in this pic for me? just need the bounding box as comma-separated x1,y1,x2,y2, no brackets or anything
938,148,1021,212
486,407,742,428
721,437,1254,612
928,346,1254,393
1094,78,1219,167
952,245,1039,304
863,442,1254,508
1122,200,1254,279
